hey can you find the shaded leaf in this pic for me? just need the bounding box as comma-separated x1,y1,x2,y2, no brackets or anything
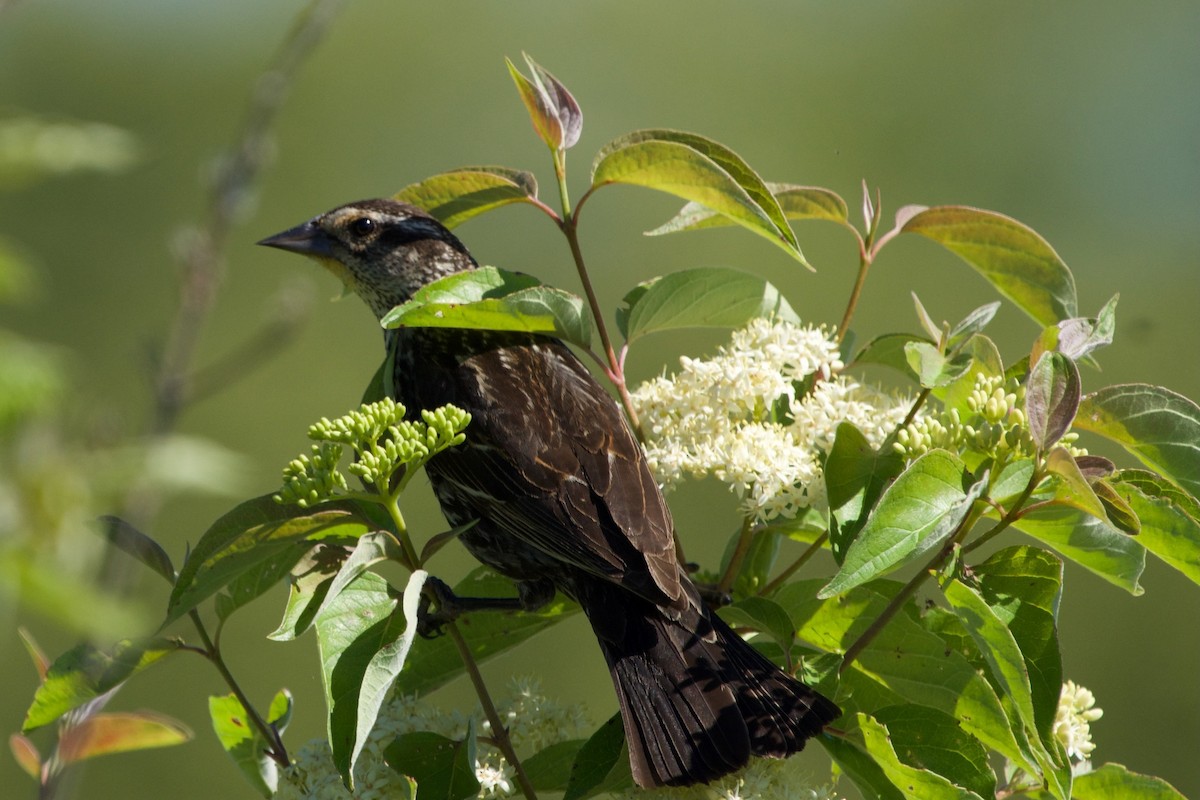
563,713,633,800
1074,384,1200,500
400,568,578,696
1035,294,1118,364
616,267,799,343
851,333,927,381
524,739,586,792
990,458,1037,505
902,206,1078,326
1092,479,1141,535
719,596,795,657
57,711,191,766
820,734,906,800
267,543,349,642
720,528,781,598
937,334,1005,417
166,495,372,627
824,422,905,563
1026,351,1081,451
24,638,181,731
385,724,479,800
216,540,311,622
394,167,538,230
857,713,987,799
97,515,174,583
382,266,593,350
820,451,977,598
873,704,996,798
592,129,807,266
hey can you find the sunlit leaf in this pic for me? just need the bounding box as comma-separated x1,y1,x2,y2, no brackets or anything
55,711,191,767
820,451,978,597
948,302,1002,346
856,713,987,799
1072,762,1188,799
394,167,538,229
592,129,807,266
902,206,1078,327
1012,504,1145,594
267,544,349,641
646,182,850,235
1110,472,1200,584
209,692,290,797
24,638,182,731
215,541,311,622
824,422,905,563
17,627,49,681
616,267,799,343
1074,384,1200,500
1092,479,1141,535
166,495,373,627
381,266,593,350
1045,446,1107,521
507,53,582,151
873,704,996,798
8,733,41,780
1034,294,1118,364
905,341,973,389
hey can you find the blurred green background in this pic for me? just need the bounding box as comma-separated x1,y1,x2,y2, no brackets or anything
2,1,1198,797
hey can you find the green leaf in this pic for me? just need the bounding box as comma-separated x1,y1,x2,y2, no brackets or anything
215,541,311,623
315,571,404,782
820,450,977,598
1045,446,1107,522
385,725,480,800
1012,504,1145,594
563,713,633,800
937,334,1005,417
399,567,578,696
873,705,996,798
24,638,182,731
1074,384,1200,500
851,333,927,381
165,495,372,627
646,182,850,235
1092,478,1141,535
856,713,987,799
948,302,1002,347
209,691,290,797
524,739,586,792
381,266,593,350
394,166,538,230
777,579,1032,772
719,596,795,657
991,458,1037,504
973,546,1063,743
905,341,974,389
267,543,349,641
507,53,582,151
616,267,799,343
97,516,175,583
1110,472,1200,584
57,710,191,766
719,528,782,598
1072,762,1188,799
592,129,808,266
820,735,907,800
1026,352,1081,451
824,422,905,563
350,570,428,777
901,206,1078,326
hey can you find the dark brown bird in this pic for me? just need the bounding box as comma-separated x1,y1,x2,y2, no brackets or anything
259,199,839,787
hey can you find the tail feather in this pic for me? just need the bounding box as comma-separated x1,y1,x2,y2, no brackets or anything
579,583,840,788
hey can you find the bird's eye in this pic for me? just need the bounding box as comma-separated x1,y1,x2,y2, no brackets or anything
349,217,375,237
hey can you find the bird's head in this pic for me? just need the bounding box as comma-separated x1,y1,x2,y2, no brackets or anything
258,198,476,319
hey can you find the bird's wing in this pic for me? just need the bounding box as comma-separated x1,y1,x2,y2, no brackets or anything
412,335,686,610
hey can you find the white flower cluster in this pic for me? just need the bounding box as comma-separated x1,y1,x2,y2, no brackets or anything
275,678,587,800
1053,680,1103,763
615,755,844,800
632,318,911,521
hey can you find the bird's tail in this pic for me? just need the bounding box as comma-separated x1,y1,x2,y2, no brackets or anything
577,583,840,788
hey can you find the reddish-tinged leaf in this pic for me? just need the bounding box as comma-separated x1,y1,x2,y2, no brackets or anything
9,733,41,780
1026,351,1081,451
57,711,191,765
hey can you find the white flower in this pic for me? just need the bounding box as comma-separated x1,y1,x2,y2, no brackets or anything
1053,680,1103,761
612,754,844,800
631,318,912,522
475,758,514,797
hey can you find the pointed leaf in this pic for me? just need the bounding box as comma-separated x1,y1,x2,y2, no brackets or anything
820,450,976,597
17,626,49,680
646,182,850,235
948,302,1002,346
1035,294,1118,363
97,516,175,583
267,543,349,641
56,711,191,766
902,206,1078,326
524,739,586,792
166,495,373,627
850,333,927,381
382,266,593,350
912,293,943,342
1072,762,1188,799
872,704,996,798
1092,479,1141,535
616,267,798,343
394,167,538,230
821,735,906,800
563,713,633,800
719,596,795,656
1045,446,1107,521
592,129,807,266
215,540,311,622
824,422,905,562
24,638,182,731
856,713,987,799
937,334,1005,417
905,341,973,389
1026,351,1081,451
1074,384,1200,500
524,54,582,149
350,570,428,776
1110,472,1200,584
1012,505,1145,594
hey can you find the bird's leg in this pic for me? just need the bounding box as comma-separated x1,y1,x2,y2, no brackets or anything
417,576,555,638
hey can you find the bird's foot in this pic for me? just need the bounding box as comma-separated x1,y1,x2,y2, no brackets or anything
416,576,548,638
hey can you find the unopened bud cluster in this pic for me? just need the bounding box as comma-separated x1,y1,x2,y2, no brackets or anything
275,399,470,506
895,373,1079,461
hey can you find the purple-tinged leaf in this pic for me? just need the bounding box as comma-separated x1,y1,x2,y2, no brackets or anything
506,54,581,151
1026,352,1081,451
1074,454,1116,480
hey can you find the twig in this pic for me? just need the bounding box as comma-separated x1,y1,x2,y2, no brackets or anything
759,531,828,596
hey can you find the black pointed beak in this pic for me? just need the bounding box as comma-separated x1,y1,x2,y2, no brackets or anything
257,219,334,257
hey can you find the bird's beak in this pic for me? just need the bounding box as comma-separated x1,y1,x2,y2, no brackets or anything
257,219,334,257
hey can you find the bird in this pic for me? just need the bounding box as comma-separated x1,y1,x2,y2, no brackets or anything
259,198,839,787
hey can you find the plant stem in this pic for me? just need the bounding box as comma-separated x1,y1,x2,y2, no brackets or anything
836,240,874,345
717,516,757,595
760,532,828,596
189,610,288,765
962,468,1043,555
444,622,538,800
